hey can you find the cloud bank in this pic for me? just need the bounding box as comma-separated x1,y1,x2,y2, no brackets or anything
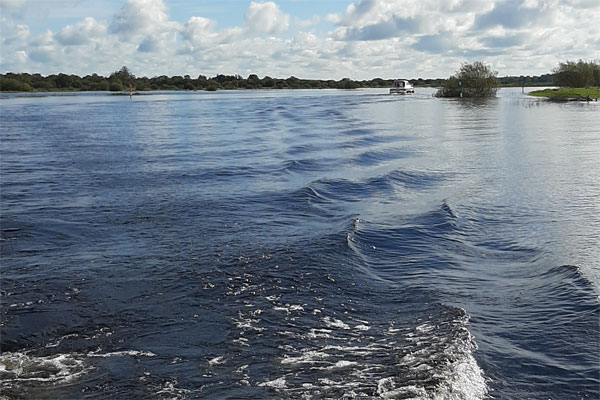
1,0,598,79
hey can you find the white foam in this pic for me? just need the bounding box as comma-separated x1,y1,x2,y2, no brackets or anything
307,328,332,339
153,378,192,398
415,322,435,333
233,337,249,346
87,350,156,358
0,352,89,384
320,344,380,356
45,333,80,348
378,380,428,399
323,316,351,330
328,360,357,369
235,364,249,373
430,346,487,400
394,312,488,399
259,376,286,389
234,316,264,332
208,356,225,366
281,351,330,365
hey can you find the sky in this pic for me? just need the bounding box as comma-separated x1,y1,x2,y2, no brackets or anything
1,0,599,80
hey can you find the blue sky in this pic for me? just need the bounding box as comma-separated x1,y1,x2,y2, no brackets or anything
1,0,598,79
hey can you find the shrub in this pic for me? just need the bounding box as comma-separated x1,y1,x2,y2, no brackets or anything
553,60,600,88
0,77,33,92
436,61,499,98
109,81,124,91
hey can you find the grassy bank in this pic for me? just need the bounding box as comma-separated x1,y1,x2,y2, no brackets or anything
528,87,599,101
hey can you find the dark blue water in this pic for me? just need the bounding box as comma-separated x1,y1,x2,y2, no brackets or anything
1,88,598,399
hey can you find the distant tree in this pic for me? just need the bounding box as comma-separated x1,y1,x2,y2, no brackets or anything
93,81,110,91
338,78,359,89
262,76,274,87
31,80,54,90
435,61,499,98
0,77,32,91
553,60,600,88
109,80,124,91
370,78,385,87
247,74,260,88
110,65,135,87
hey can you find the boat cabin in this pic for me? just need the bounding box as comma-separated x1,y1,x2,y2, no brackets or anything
390,80,415,94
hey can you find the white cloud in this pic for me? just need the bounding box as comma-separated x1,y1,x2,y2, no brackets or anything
56,18,106,46
110,0,179,39
0,0,26,8
325,14,341,25
294,15,320,29
137,35,160,52
1,18,29,44
244,1,290,34
322,0,599,77
182,16,217,48
14,50,27,63
0,0,598,79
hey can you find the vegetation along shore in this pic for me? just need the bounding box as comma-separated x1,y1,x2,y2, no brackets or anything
1,60,597,101
0,65,552,93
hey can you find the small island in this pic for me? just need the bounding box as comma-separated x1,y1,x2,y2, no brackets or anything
434,61,499,98
529,88,599,102
528,60,599,101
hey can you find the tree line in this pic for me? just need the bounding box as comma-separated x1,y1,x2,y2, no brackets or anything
552,60,600,88
0,66,438,92
0,64,559,93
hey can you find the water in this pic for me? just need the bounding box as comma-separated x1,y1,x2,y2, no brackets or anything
1,88,598,399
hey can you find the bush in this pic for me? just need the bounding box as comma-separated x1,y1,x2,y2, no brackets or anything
109,81,123,91
0,77,33,92
553,60,600,88
436,61,499,98
93,81,110,91
32,80,55,90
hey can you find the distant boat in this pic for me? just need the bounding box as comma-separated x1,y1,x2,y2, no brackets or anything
390,80,415,95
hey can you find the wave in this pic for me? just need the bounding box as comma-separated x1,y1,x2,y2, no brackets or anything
351,148,414,166
253,304,487,399
345,202,462,281
277,158,336,174
291,169,445,205
0,347,156,398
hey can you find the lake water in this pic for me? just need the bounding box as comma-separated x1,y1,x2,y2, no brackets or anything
1,88,598,399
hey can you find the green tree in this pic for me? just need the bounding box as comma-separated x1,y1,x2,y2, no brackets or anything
435,61,499,98
338,78,359,89
262,76,274,88
553,60,600,88
0,77,32,92
110,65,135,88
109,81,124,91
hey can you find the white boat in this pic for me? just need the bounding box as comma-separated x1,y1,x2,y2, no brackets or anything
389,80,415,94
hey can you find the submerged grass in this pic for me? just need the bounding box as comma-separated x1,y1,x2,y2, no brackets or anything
528,87,599,101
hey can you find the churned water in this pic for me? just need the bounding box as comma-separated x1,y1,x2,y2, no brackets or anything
1,88,598,399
